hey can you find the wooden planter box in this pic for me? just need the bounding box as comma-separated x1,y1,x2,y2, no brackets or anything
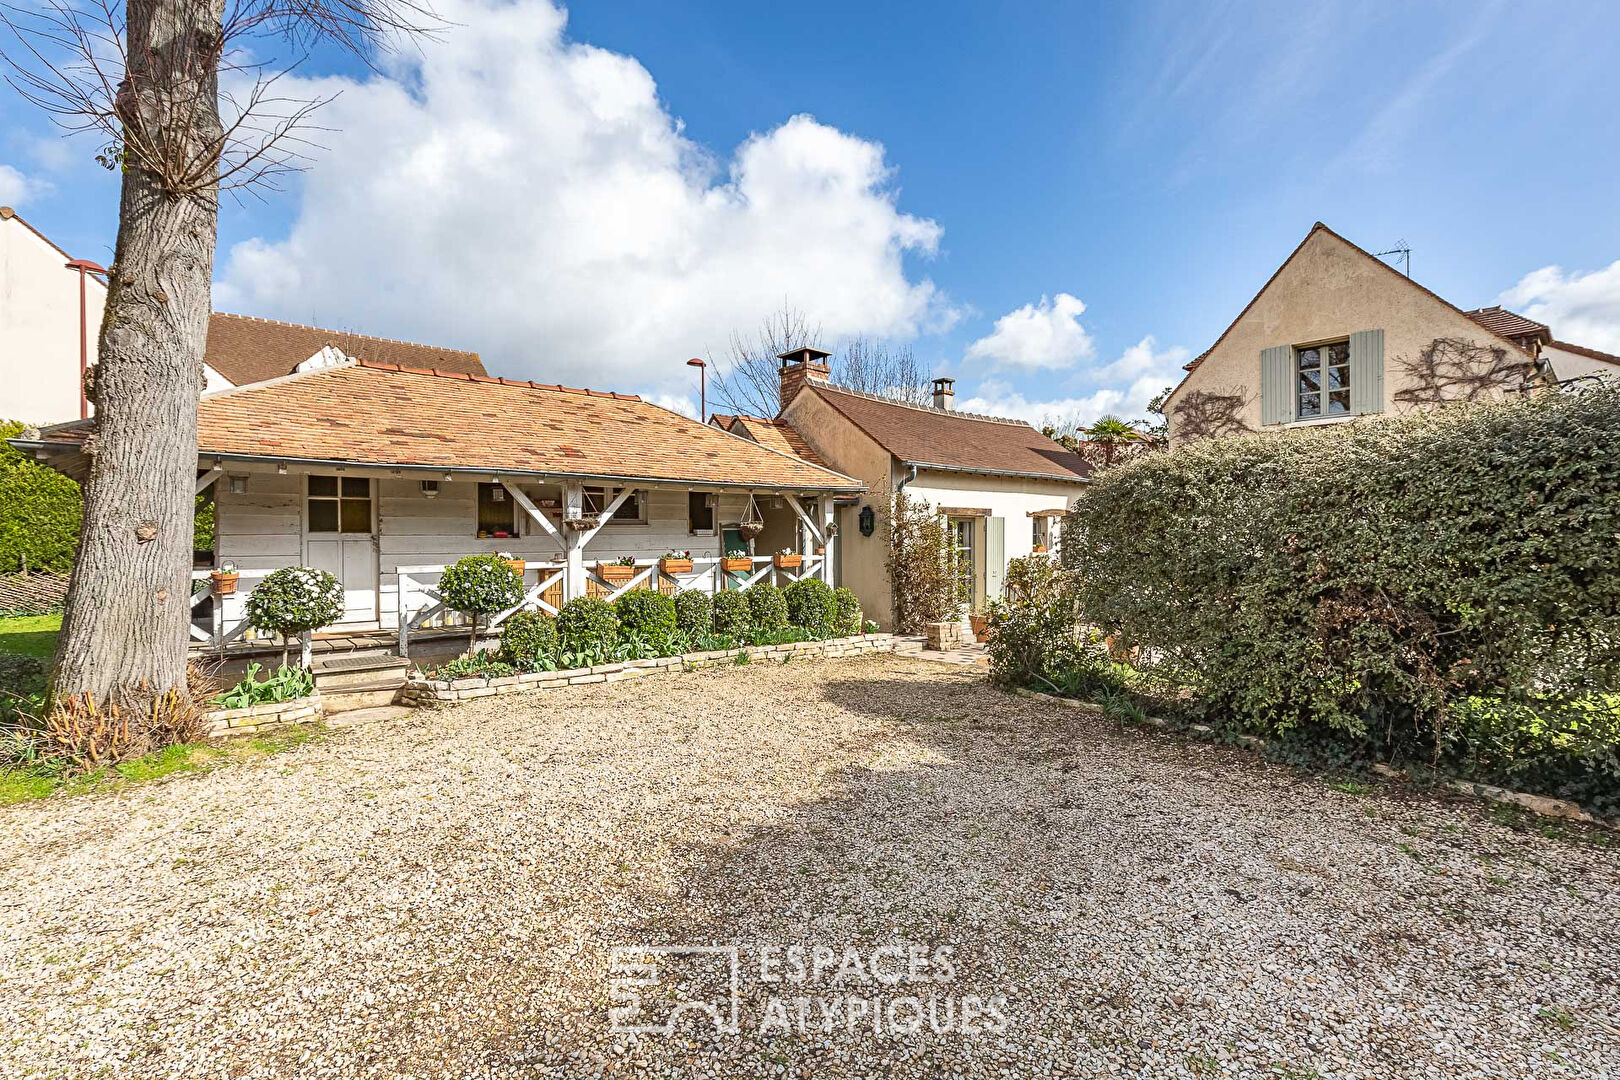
210,571,240,596
658,558,693,576
505,559,527,577
720,557,753,573
772,554,802,570
597,563,638,586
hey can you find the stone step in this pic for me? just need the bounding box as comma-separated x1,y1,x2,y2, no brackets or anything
312,654,411,693
322,685,404,714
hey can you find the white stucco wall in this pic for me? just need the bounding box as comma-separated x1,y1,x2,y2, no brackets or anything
1543,344,1619,385
0,212,106,424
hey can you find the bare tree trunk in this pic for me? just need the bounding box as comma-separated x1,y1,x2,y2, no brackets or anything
50,0,223,709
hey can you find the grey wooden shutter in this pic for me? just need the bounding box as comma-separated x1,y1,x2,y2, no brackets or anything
1348,329,1385,415
986,516,1005,601
1260,345,1295,426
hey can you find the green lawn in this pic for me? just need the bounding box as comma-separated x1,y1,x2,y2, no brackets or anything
0,613,60,661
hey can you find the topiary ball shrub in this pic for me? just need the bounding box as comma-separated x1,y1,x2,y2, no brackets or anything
783,578,837,637
674,590,713,636
748,583,788,632
712,590,752,639
245,566,345,666
556,596,620,653
833,587,863,636
499,610,558,668
615,589,677,639
437,554,525,651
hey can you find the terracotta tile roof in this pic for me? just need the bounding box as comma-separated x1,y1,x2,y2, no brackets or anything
801,384,1092,483
205,313,485,387
1464,306,1552,344
1173,223,1534,391
719,415,834,469
83,361,858,490
1548,339,1620,366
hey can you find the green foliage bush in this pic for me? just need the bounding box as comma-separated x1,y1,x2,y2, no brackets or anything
499,610,558,666
748,583,788,632
213,663,315,708
438,554,525,648
1061,386,1620,810
712,590,753,638
245,567,345,639
886,492,963,633
615,589,677,639
783,578,837,636
556,596,619,652
674,590,713,636
0,420,82,573
832,587,863,637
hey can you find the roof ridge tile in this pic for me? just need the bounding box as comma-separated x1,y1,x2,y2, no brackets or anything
212,311,482,358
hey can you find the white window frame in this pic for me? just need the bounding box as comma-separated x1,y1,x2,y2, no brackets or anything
584,486,648,526
1294,338,1352,420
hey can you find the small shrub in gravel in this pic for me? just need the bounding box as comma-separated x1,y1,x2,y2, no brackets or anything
748,583,788,632
499,611,558,668
833,587,863,636
712,590,752,639
556,596,619,653
614,590,677,639
674,590,713,636
783,578,837,637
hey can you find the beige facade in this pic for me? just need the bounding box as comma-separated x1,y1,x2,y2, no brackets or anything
0,208,106,424
1165,225,1534,443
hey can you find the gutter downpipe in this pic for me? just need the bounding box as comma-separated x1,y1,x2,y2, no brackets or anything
896,463,918,493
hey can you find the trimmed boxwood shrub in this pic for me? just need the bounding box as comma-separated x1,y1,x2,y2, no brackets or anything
674,590,713,636
245,566,345,666
1061,386,1620,811
783,578,837,636
438,554,526,651
0,420,81,574
833,587,863,637
712,590,752,639
748,583,788,633
556,596,619,652
615,589,677,639
499,610,558,667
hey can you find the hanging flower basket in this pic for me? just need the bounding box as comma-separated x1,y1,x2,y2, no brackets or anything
773,553,802,569
210,569,240,596
597,561,638,586
737,521,764,541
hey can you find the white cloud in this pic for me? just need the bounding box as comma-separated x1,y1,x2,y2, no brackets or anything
0,163,51,206
957,336,1187,427
1499,260,1620,353
962,292,1093,371
213,0,950,397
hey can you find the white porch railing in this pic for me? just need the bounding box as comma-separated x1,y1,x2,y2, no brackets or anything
189,568,276,651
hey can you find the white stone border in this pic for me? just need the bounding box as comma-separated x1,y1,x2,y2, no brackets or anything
403,633,896,705
203,694,323,737
1013,687,1609,827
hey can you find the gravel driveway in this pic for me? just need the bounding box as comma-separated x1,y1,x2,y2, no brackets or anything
1,656,1616,1079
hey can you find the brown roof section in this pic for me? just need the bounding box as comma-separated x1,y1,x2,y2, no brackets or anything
717,414,834,469
802,385,1092,483
1549,339,1620,367
120,361,859,490
1177,223,1534,382
1464,306,1552,345
205,313,485,387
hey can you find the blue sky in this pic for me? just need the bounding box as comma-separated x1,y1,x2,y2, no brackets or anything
4,0,1619,422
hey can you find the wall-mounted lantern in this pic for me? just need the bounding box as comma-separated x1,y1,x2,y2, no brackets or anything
858,505,875,537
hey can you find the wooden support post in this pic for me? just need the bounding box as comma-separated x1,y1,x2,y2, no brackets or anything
398,571,412,659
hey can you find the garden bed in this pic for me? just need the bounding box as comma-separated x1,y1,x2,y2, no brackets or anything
402,633,895,705
202,694,323,737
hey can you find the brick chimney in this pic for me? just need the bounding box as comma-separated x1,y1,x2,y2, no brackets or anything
932,377,955,411
777,346,832,412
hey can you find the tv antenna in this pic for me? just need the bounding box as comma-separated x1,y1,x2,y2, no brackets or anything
1374,241,1411,277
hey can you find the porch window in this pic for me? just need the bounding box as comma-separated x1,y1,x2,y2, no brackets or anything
308,475,371,534
1296,340,1351,419
1033,516,1051,550
688,491,714,534
477,482,518,538
584,486,645,524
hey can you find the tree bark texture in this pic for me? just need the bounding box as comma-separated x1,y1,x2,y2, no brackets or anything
51,0,224,707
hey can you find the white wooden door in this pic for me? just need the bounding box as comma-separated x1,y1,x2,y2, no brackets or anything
307,537,378,625
304,475,379,626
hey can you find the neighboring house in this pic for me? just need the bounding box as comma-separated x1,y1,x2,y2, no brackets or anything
1163,223,1618,443
13,360,861,648
0,206,483,423
744,348,1091,630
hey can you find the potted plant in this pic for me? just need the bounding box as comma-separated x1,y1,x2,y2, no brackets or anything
772,548,802,570
497,550,526,578
659,549,693,575
721,548,752,573
1032,544,1048,554
210,563,240,596
969,608,992,641
597,555,639,587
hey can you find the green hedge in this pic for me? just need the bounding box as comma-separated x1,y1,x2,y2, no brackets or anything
674,590,713,636
747,583,788,632
783,578,836,636
0,421,81,574
1061,387,1620,811
500,610,558,666
615,589,677,639
712,590,752,638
